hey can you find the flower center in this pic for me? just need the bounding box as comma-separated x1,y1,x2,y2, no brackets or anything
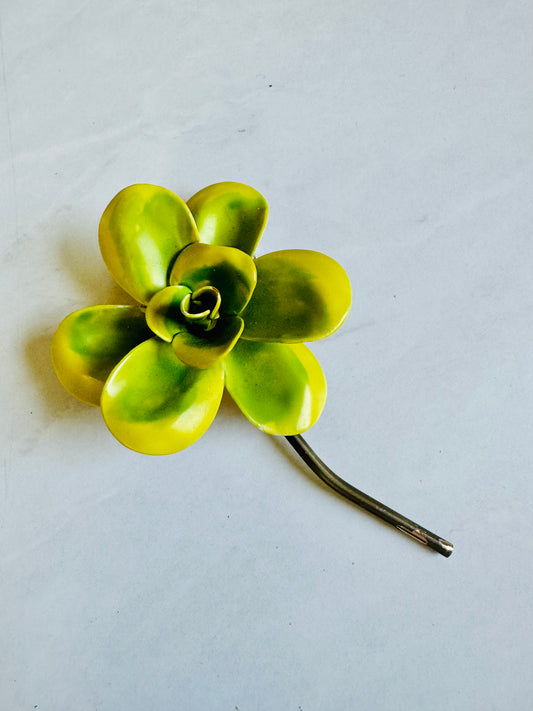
180,285,221,331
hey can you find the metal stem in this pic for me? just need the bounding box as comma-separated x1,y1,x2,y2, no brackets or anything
285,434,453,558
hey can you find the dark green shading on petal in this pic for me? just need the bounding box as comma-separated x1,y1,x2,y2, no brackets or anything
146,285,191,342
169,243,257,315
99,184,199,304
172,316,244,369
241,249,351,343
51,305,151,406
101,338,224,455
187,182,268,256
224,339,326,435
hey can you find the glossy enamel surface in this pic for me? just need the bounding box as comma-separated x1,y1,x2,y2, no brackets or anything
241,249,351,343
101,338,224,455
51,305,151,406
99,184,199,304
145,285,191,342
53,181,353,453
169,242,257,315
187,182,268,256
224,339,326,435
172,315,244,369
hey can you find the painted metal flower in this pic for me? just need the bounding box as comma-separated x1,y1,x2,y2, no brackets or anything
52,182,351,454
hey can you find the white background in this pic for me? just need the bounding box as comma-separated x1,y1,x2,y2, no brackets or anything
1,1,532,709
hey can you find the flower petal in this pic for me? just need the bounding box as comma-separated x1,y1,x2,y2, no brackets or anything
241,249,351,343
172,316,244,369
145,285,191,342
51,305,151,406
101,338,224,454
169,243,257,315
187,182,268,256
99,184,199,304
224,339,326,435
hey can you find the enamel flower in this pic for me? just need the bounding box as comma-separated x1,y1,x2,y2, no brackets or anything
52,182,351,455
50,181,454,556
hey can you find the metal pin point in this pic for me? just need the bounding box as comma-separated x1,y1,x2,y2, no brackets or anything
285,434,453,558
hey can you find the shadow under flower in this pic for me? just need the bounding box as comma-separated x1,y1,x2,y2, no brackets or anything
24,331,89,420
24,233,138,421
59,236,138,306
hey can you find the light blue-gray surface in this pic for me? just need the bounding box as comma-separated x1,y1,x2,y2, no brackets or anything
1,1,532,709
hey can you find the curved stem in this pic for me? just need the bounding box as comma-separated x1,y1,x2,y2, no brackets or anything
285,434,453,558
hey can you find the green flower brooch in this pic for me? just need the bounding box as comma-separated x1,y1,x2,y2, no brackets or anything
52,181,453,557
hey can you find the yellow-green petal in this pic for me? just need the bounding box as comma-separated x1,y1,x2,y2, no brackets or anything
146,285,191,342
187,182,268,256
101,338,224,455
51,305,151,406
99,184,199,304
224,339,326,435
169,243,257,315
172,316,244,369
241,249,351,343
